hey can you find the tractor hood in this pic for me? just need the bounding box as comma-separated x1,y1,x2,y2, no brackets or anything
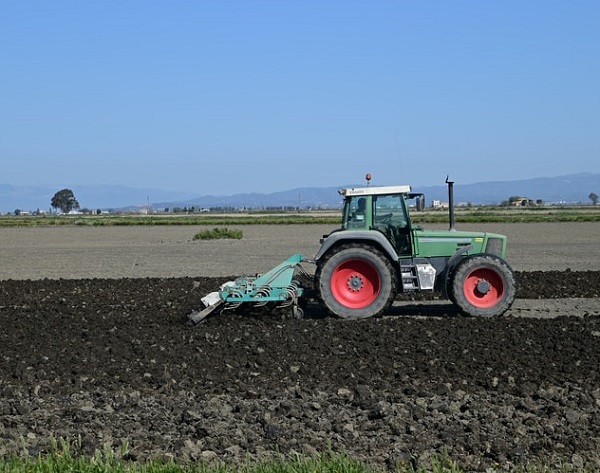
413,229,507,259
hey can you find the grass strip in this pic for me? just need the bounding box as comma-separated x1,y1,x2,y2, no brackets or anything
0,438,587,472
1,207,600,227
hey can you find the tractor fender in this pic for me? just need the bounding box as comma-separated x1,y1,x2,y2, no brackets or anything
447,244,473,270
441,244,473,296
314,230,399,263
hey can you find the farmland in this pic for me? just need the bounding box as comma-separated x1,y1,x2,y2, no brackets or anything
0,222,599,471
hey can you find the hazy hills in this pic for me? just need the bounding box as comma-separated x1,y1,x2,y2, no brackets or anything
1,173,598,213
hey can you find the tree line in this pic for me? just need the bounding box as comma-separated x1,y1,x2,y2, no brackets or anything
10,188,600,216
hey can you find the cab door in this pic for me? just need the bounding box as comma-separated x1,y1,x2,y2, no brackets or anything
373,194,412,256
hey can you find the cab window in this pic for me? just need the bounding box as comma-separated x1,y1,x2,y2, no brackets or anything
344,196,368,229
373,194,411,254
373,194,407,229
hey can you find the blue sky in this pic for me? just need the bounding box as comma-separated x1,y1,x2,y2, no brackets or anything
2,1,599,195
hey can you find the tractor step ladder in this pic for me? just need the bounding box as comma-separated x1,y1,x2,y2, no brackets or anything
401,265,419,291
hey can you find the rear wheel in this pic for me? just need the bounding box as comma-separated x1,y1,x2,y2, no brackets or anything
450,254,516,317
317,245,397,319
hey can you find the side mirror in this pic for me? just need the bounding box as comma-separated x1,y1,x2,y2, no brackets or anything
416,195,425,211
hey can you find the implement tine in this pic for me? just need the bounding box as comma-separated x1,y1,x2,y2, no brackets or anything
188,300,223,325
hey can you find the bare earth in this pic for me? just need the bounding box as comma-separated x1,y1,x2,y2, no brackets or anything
1,222,600,470
1,222,599,279
1,222,598,318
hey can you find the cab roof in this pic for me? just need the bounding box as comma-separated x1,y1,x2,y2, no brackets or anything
339,185,412,197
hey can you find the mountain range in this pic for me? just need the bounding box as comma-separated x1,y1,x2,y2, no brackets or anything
1,173,599,213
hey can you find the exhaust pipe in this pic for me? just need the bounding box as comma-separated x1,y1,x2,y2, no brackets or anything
446,176,455,231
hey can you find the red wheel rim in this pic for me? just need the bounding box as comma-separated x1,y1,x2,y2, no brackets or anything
330,258,381,308
462,267,504,308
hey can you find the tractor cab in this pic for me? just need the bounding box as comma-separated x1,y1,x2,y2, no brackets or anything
340,185,424,256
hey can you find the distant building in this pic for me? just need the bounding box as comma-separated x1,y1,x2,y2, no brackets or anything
512,197,535,206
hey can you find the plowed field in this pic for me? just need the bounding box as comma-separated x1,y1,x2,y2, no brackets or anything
1,223,599,471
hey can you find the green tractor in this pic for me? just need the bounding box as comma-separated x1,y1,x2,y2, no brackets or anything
313,176,516,319
189,176,516,324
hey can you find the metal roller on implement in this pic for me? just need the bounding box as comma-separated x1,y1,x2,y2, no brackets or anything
188,254,309,324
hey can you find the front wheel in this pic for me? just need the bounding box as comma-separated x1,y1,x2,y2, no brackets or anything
316,245,397,319
450,254,516,317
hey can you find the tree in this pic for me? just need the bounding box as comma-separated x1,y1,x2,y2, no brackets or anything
589,192,599,206
51,189,80,214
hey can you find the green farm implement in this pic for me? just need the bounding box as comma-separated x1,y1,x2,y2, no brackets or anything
188,254,309,324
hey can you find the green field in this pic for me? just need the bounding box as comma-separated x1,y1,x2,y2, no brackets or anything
2,206,600,227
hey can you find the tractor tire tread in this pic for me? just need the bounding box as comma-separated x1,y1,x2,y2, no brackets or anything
450,253,516,317
316,243,398,319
